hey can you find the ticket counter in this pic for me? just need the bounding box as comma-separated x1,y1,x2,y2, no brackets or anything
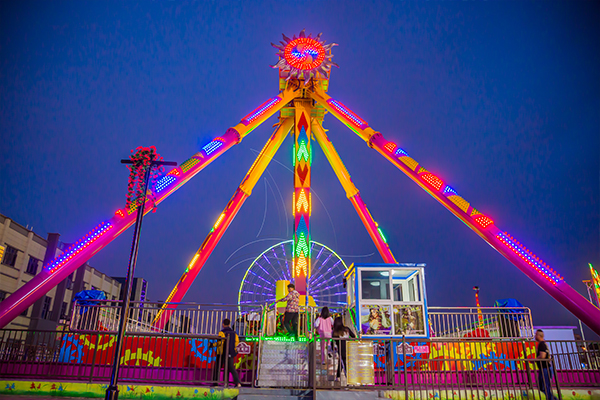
344,263,428,338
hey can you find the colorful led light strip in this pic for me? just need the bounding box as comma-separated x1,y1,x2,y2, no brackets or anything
186,254,200,272
384,142,397,153
443,186,457,195
180,157,200,173
46,222,113,273
242,97,282,125
421,173,444,191
474,215,494,229
497,232,562,285
214,213,225,229
297,141,310,162
295,232,309,257
327,99,368,129
155,175,177,193
296,189,309,213
377,227,387,243
127,203,138,215
394,148,409,157
202,140,223,156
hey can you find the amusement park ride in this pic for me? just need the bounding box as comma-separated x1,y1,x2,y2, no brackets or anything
0,30,599,335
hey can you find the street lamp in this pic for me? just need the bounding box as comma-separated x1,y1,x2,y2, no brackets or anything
105,155,176,400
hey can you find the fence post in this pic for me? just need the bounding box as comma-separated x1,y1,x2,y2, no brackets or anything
89,333,100,383
403,335,408,398
223,335,229,388
311,338,316,392
552,358,563,400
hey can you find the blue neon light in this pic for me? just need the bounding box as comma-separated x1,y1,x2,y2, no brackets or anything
243,97,282,124
202,140,223,156
395,148,409,157
443,186,457,195
155,175,177,193
497,232,562,284
46,222,113,273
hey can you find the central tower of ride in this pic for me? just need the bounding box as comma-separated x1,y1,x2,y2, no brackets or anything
273,31,337,300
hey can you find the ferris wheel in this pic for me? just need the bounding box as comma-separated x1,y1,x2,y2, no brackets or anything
238,240,348,307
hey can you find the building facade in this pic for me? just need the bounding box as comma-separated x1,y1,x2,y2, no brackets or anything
0,213,144,330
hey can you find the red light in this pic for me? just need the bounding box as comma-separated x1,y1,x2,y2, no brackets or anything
115,209,125,218
384,142,397,153
421,173,444,191
167,169,181,177
284,38,326,70
474,215,493,229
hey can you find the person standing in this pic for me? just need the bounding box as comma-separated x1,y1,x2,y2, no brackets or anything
276,283,300,339
332,316,356,381
535,329,556,400
315,307,333,364
216,319,242,387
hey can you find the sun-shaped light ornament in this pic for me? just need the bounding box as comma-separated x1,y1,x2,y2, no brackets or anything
272,29,338,81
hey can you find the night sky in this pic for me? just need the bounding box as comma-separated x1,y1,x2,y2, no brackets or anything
1,2,598,336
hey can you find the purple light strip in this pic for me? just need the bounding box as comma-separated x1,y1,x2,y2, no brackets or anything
249,270,273,286
312,280,345,292
327,99,368,129
316,247,325,260
242,97,282,125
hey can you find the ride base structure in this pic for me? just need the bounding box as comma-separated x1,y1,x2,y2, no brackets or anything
0,30,599,335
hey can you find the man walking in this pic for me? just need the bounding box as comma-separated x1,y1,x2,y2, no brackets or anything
276,283,300,339
216,318,242,387
535,329,556,400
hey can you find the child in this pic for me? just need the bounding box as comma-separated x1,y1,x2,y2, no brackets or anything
315,307,333,364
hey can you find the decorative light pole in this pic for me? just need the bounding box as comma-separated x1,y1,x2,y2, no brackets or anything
473,286,483,327
105,147,176,400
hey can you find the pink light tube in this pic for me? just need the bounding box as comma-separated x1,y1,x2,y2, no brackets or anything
0,129,240,329
349,194,396,264
368,131,600,334
312,88,600,335
153,188,248,330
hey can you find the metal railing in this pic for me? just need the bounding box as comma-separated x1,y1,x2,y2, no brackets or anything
0,329,237,386
428,307,534,339
312,337,600,394
261,304,350,339
1,328,598,392
70,300,264,338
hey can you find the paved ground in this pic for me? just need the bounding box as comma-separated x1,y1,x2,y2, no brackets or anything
0,397,90,400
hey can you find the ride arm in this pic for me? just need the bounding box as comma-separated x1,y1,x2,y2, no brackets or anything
0,88,298,330
152,117,294,330
310,86,600,335
312,120,396,264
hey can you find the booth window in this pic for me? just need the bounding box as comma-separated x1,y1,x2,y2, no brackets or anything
361,270,390,300
390,269,422,302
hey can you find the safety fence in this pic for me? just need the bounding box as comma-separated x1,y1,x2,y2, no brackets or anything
312,337,600,395
0,329,257,387
70,301,264,338
1,328,598,394
69,302,535,342
428,307,535,340
263,304,352,339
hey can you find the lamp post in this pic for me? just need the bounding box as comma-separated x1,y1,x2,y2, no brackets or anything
105,156,176,400
473,286,483,327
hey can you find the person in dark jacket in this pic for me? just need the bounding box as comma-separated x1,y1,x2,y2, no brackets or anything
332,316,356,380
536,329,555,400
214,319,241,387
